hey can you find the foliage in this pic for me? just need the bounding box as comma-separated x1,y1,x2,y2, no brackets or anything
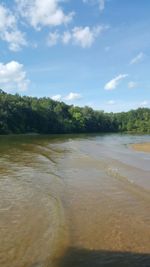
0,90,150,134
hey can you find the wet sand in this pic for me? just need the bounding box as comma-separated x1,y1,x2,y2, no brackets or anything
131,142,150,152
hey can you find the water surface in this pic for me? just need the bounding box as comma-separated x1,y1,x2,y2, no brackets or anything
0,134,150,267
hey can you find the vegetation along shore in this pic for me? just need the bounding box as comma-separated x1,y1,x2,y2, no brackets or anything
0,89,150,135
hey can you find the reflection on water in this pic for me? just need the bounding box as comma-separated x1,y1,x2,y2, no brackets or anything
0,134,150,267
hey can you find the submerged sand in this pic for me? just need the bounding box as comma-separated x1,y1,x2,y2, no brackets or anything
1,135,150,267
131,143,150,152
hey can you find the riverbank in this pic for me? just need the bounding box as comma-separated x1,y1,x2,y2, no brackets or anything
131,143,150,152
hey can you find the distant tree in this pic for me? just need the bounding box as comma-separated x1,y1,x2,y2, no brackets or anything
0,90,150,134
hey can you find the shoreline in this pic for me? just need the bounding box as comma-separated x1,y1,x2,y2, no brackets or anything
131,143,150,152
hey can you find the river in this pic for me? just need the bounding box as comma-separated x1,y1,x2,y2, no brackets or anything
0,134,150,267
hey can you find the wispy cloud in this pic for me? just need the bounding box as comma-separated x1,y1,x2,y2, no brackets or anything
107,100,116,105
130,52,145,65
47,31,60,46
48,25,108,48
140,100,149,107
104,74,128,90
83,0,106,11
62,31,72,44
98,0,105,11
128,81,137,89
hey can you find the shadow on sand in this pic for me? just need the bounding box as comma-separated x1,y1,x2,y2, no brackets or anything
57,247,150,267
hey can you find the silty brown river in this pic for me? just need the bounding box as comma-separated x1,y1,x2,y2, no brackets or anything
0,134,150,267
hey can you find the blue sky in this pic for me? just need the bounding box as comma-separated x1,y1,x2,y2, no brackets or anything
0,0,150,112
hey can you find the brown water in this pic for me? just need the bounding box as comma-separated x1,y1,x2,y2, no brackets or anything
0,134,150,267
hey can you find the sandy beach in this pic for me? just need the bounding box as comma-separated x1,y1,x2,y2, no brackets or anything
131,143,150,152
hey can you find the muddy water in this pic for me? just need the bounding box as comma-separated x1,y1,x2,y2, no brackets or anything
0,134,150,267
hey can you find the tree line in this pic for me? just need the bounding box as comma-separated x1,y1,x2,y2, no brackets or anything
0,89,150,134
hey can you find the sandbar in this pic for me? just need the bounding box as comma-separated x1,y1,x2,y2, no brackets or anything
131,143,150,152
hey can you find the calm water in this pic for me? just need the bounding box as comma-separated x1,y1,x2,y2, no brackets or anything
0,134,150,267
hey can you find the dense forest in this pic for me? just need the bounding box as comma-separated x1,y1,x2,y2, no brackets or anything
0,89,150,134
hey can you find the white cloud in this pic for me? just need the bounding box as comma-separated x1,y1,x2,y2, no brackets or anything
128,81,137,89
104,74,128,90
72,26,102,48
48,25,108,48
51,94,62,101
15,0,74,30
64,92,82,101
0,4,26,51
72,25,108,47
83,0,106,11
51,92,82,102
0,61,29,92
47,31,60,46
130,52,145,65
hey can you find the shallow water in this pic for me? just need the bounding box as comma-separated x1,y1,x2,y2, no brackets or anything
0,134,150,267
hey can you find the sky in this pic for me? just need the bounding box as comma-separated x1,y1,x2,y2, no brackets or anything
0,0,150,112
